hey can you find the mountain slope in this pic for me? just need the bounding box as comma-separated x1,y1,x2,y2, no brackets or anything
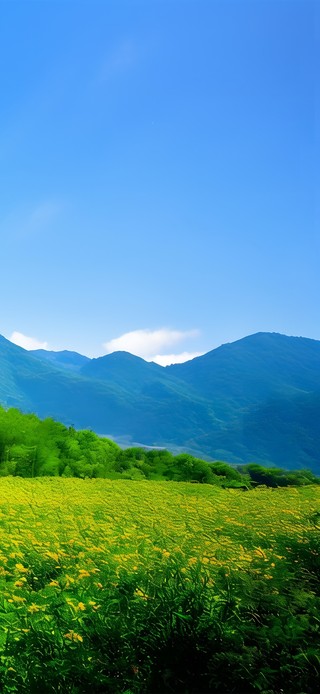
0,336,214,449
167,333,320,467
0,335,135,433
167,332,320,407
80,351,165,390
1,332,320,471
30,349,90,372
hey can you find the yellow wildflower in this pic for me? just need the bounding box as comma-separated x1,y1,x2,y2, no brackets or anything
64,631,83,643
45,551,59,562
88,600,100,610
65,574,75,587
134,588,149,600
253,547,267,559
28,603,41,613
15,563,28,573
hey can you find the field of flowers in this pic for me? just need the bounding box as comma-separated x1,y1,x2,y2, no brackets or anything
0,478,319,693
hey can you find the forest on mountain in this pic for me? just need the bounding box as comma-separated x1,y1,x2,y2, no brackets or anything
1,332,320,472
0,406,318,489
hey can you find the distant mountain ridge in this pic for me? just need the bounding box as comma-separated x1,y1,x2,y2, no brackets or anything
1,332,320,472
30,349,90,372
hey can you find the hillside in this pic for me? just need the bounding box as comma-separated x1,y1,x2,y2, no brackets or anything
1,332,320,471
30,348,90,372
168,332,320,406
167,333,320,468
0,335,212,449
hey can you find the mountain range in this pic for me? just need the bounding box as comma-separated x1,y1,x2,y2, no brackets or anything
0,332,319,472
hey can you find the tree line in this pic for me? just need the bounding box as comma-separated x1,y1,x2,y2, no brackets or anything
0,407,319,487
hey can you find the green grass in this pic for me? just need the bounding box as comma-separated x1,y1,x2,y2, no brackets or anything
0,478,319,692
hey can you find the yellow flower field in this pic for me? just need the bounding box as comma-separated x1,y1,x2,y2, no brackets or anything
0,478,318,607
0,478,318,692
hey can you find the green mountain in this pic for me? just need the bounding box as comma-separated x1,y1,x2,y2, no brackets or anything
30,349,90,372
81,351,166,390
168,332,320,405
0,335,134,434
167,333,320,468
1,332,320,472
0,335,212,449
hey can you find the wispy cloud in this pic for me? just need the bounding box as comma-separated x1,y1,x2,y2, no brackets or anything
28,202,61,227
1,200,63,241
99,40,137,82
103,328,201,364
10,331,49,351
22,201,62,238
150,352,204,367
9,329,204,365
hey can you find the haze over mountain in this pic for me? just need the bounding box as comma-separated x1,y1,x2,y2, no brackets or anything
31,349,90,372
1,332,319,473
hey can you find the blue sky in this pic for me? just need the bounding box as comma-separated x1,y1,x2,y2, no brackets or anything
1,0,318,364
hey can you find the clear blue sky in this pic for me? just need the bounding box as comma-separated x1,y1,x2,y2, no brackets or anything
1,0,318,363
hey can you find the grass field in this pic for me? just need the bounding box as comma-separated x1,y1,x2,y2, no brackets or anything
0,478,319,693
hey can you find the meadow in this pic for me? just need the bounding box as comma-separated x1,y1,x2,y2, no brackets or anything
0,478,319,693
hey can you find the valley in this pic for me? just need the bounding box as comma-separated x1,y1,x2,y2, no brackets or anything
1,332,319,472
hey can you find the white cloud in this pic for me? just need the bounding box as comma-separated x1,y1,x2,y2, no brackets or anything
10,331,49,351
103,328,200,363
148,352,204,367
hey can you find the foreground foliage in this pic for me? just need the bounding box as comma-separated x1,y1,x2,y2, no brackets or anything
0,479,319,692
